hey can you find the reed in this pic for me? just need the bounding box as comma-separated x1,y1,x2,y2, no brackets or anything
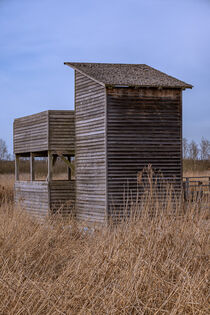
0,174,209,314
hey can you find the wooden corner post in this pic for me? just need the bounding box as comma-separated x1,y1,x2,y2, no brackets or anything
30,153,35,181
15,154,19,181
67,156,71,180
48,151,53,182
183,177,190,201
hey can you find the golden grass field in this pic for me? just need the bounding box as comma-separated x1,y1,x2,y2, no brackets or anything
0,173,209,314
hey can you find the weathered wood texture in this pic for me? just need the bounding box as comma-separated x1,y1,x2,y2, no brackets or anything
14,69,184,223
14,111,48,153
14,180,75,218
14,110,75,154
75,71,106,223
14,181,49,218
49,110,75,153
106,87,182,217
50,180,75,216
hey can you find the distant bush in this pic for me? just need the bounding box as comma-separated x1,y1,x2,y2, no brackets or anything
0,159,71,178
0,160,15,174
183,159,210,173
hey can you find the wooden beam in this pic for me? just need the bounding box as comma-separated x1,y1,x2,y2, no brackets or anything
30,153,35,181
183,177,190,201
48,151,53,182
67,156,71,180
15,154,19,181
55,152,75,174
64,65,105,87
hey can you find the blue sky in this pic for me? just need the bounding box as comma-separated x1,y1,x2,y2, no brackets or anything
0,0,210,153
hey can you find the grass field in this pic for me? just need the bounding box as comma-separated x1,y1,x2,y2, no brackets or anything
0,172,209,314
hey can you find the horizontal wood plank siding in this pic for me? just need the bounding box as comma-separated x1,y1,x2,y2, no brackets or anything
14,110,75,154
14,111,48,153
50,180,75,216
107,87,182,217
49,110,75,153
75,71,106,223
14,180,75,218
14,181,49,218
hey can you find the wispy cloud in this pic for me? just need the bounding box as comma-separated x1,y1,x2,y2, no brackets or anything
0,0,210,152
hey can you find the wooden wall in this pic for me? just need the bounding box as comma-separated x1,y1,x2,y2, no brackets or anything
14,111,48,153
14,75,183,223
49,110,75,153
14,110,75,154
50,180,75,216
106,87,182,217
75,71,106,223
14,180,76,218
14,181,49,218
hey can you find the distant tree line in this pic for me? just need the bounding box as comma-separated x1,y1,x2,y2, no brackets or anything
0,139,11,161
0,137,209,162
183,137,210,161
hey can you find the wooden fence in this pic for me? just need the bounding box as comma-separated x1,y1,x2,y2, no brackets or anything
183,176,210,201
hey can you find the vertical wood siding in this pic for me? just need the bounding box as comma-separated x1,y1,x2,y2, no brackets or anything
107,87,182,218
75,71,106,223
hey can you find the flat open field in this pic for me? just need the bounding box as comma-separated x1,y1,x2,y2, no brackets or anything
184,170,210,177
0,173,209,314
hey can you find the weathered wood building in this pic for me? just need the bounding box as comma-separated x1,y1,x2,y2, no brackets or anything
14,110,75,218
14,63,192,223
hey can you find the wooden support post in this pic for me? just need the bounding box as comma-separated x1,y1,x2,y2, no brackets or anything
15,154,19,181
183,177,189,201
67,156,71,180
186,177,189,201
48,151,53,182
198,181,202,200
30,153,35,181
209,177,210,192
55,152,75,174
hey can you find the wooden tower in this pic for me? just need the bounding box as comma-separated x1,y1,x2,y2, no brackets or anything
65,62,192,223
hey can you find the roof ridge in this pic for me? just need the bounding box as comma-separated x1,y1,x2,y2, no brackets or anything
64,62,147,66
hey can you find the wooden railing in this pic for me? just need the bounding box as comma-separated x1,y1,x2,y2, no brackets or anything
183,176,210,201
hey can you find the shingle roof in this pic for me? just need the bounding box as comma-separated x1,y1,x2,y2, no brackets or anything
64,62,193,89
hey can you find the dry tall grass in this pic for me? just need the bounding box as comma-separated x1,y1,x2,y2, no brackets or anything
0,174,209,314
0,174,14,205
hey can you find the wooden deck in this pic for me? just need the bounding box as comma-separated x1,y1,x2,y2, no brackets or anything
15,180,75,218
